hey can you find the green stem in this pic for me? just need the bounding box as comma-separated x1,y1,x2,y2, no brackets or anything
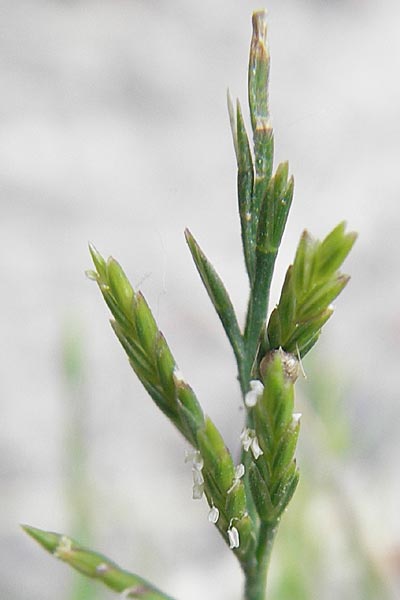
243,249,277,386
238,357,251,397
244,522,279,600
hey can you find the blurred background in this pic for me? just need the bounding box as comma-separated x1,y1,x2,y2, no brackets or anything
1,0,399,598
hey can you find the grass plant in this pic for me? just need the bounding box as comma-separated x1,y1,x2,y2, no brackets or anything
23,10,356,600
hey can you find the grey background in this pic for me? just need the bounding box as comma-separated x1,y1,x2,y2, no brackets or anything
1,0,399,598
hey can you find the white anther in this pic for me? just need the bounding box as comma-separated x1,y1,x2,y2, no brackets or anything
192,468,204,486
227,526,240,549
185,449,203,471
235,463,245,479
228,463,245,494
241,428,263,460
250,436,263,460
244,391,258,407
208,505,220,524
240,427,253,452
192,454,204,471
245,380,264,407
250,380,264,394
192,483,204,500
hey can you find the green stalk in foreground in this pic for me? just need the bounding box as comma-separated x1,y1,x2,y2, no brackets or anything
22,526,176,600
23,10,356,600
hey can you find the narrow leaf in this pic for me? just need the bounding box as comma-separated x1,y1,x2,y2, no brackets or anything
185,229,244,361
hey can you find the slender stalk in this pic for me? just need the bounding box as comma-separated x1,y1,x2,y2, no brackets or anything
243,248,277,386
22,526,177,600
244,522,279,600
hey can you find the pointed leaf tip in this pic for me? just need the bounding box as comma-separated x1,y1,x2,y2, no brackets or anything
185,229,244,362
22,524,60,554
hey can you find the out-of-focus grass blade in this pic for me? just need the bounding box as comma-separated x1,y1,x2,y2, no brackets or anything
22,526,177,600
